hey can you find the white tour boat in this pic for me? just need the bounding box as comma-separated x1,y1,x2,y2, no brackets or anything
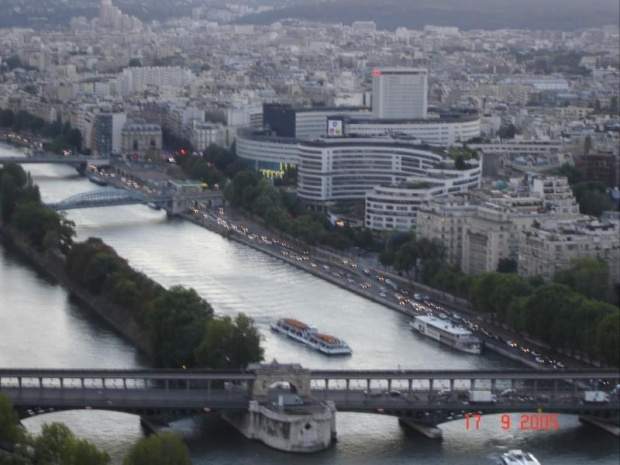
500,450,541,465
270,318,352,355
410,315,482,354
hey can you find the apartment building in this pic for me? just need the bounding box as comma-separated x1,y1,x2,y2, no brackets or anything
519,219,620,284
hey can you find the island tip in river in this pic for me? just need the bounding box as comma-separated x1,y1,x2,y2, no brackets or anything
270,318,352,355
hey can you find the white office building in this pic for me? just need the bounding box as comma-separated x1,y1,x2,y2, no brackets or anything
342,113,480,147
118,67,194,95
372,68,428,119
236,131,482,223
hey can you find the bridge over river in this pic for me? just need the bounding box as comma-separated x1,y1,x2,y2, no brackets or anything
1,365,618,451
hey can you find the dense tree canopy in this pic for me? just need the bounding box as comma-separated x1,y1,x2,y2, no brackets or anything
469,272,533,323
0,418,110,465
225,169,378,251
0,393,22,444
146,286,213,368
123,432,191,465
0,163,40,223
11,202,75,255
553,258,612,302
195,314,264,369
570,180,612,217
508,283,619,364
0,109,83,153
496,258,518,273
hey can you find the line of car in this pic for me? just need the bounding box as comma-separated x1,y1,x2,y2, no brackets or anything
196,206,569,372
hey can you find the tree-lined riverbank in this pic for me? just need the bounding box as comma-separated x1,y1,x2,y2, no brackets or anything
0,162,263,371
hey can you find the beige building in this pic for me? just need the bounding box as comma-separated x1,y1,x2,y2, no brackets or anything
417,175,582,275
416,197,475,268
519,219,620,284
418,197,544,275
121,123,162,154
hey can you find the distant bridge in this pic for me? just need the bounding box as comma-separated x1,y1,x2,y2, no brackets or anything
46,188,224,213
0,155,108,166
1,367,618,438
46,188,167,211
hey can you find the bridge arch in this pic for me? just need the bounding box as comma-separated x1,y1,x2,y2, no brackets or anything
251,362,311,398
48,188,149,211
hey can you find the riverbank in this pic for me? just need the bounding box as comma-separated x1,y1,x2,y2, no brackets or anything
179,211,597,371
0,226,153,357
179,212,420,316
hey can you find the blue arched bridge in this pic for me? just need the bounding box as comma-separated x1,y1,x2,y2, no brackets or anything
1,365,618,444
46,188,167,211
46,188,224,214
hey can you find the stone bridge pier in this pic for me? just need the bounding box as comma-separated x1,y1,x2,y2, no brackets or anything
223,362,337,453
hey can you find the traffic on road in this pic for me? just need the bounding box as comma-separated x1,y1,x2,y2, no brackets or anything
189,203,574,372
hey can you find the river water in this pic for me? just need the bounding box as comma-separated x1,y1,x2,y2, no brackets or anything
0,143,617,464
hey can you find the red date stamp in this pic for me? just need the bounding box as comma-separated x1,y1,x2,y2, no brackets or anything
465,413,559,431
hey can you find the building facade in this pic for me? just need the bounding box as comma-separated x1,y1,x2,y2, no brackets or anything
519,219,620,284
121,123,163,153
191,122,224,151
416,179,582,275
372,68,428,119
341,113,480,147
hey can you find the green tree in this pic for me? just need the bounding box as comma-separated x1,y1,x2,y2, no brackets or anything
553,258,611,302
556,163,583,184
33,423,73,464
195,313,264,369
66,129,82,152
596,311,620,366
574,299,618,361
517,284,578,347
11,202,75,254
498,123,516,139
378,249,395,267
84,252,123,294
62,437,111,465
393,242,417,275
32,423,110,465
454,155,468,170
50,135,68,154
496,258,518,273
124,432,190,465
128,58,142,67
0,172,18,223
146,286,213,368
469,272,532,323
571,180,611,216
65,238,117,286
0,394,22,444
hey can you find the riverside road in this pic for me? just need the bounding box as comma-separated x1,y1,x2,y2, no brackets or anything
1,143,618,465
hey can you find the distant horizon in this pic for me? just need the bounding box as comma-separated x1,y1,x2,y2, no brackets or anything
0,0,618,30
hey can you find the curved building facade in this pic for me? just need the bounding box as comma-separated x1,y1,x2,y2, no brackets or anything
237,130,482,231
364,169,482,232
341,114,480,147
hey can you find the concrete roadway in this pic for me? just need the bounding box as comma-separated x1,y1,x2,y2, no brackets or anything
4,387,617,419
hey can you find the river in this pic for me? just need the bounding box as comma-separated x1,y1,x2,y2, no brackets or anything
0,143,617,464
